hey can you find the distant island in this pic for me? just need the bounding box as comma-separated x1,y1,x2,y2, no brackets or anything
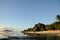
22,15,60,34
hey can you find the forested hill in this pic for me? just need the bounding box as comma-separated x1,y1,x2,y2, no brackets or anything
22,15,60,32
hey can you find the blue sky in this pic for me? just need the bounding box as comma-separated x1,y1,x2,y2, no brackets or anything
0,0,60,31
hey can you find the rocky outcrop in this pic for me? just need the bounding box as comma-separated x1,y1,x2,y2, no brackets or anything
33,23,47,31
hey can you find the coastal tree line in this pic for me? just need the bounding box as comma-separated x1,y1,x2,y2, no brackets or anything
22,15,60,32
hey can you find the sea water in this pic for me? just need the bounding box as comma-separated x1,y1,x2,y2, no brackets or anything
0,32,60,40
9,33,60,40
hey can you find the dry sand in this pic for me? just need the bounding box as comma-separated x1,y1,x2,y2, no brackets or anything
24,30,60,36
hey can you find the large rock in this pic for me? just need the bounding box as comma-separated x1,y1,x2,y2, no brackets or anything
33,23,47,31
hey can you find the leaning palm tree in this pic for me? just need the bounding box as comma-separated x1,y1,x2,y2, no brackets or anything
56,15,60,22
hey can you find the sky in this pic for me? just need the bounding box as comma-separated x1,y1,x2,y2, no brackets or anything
0,0,60,31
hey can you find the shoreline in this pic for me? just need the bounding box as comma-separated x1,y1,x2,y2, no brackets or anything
23,30,60,36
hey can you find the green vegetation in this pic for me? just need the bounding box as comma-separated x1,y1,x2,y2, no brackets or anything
22,15,60,32
56,15,60,22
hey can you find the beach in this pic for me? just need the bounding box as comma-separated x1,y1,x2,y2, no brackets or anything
23,30,60,36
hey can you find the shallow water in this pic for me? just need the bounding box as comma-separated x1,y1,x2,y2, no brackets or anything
0,32,60,40
8,35,60,40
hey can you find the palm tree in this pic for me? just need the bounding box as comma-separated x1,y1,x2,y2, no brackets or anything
56,15,60,22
